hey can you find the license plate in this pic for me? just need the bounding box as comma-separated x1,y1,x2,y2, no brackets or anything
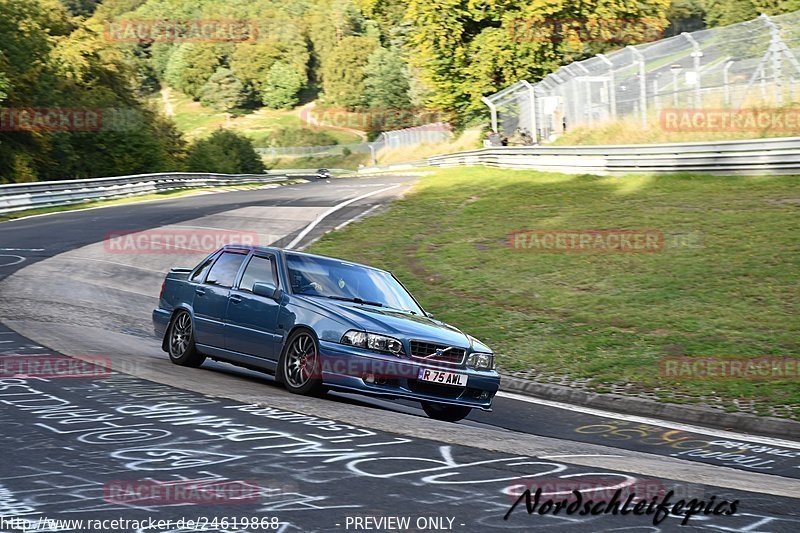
418,368,468,387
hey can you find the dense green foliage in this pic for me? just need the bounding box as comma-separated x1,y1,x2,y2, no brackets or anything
3,0,797,181
85,0,798,126
186,129,265,174
265,126,339,148
199,68,248,112
0,0,185,182
262,62,306,109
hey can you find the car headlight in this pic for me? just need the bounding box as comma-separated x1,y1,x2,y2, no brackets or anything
467,352,495,370
341,330,404,355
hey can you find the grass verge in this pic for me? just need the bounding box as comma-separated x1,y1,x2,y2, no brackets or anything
154,90,362,145
552,116,800,145
308,166,799,419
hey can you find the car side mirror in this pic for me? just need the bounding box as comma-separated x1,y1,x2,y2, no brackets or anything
253,282,282,300
425,311,435,319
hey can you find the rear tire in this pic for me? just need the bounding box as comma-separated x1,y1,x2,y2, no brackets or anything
167,311,206,367
278,330,325,396
421,401,471,422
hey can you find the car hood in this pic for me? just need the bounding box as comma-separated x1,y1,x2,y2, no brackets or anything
296,295,471,347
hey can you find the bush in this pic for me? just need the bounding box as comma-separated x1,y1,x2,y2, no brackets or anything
199,67,248,112
186,129,265,174
267,126,338,147
261,62,305,109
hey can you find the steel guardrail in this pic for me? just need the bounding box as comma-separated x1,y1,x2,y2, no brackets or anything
358,137,800,176
0,172,286,215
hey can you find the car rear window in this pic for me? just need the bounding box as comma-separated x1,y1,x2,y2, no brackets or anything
190,255,215,282
205,252,246,288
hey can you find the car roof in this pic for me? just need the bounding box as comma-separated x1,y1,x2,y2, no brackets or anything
219,244,386,273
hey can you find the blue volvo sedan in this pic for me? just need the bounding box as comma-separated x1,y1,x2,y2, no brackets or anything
153,245,500,421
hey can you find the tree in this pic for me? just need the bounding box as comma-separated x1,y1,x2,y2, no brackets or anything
60,0,102,16
164,43,226,100
186,129,265,174
703,0,759,26
0,71,9,103
0,0,187,182
199,67,247,111
363,47,411,109
664,0,706,36
405,0,671,124
322,35,378,109
307,0,366,81
261,62,305,109
230,40,284,99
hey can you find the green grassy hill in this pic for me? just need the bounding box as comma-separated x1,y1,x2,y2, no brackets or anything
309,167,800,419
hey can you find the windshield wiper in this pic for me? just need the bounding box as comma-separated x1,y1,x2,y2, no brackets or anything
322,295,384,307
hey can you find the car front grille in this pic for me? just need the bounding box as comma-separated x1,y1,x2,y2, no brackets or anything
409,341,466,365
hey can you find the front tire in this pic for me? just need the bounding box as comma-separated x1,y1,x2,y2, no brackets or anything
421,401,471,422
167,311,206,367
278,330,325,396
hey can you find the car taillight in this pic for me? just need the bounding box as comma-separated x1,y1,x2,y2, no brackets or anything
159,280,166,299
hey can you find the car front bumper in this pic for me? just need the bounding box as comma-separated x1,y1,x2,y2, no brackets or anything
318,340,500,410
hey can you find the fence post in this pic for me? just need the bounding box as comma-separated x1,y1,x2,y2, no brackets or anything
628,46,647,128
598,54,616,119
759,15,783,105
683,32,703,107
723,59,735,106
653,76,661,116
520,80,537,142
481,97,499,133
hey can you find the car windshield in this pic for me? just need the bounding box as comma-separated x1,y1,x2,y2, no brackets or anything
285,253,423,314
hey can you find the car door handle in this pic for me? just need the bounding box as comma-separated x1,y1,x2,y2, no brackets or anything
230,294,242,304
195,287,206,296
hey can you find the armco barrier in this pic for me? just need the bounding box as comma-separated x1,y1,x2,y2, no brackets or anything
0,172,286,215
362,137,800,176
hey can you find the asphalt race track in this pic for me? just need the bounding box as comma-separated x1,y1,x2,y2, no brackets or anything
0,175,798,532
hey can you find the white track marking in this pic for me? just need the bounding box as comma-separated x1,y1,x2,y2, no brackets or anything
0,248,45,252
333,204,381,231
497,390,800,448
0,254,25,267
286,184,400,249
78,257,165,273
539,454,625,459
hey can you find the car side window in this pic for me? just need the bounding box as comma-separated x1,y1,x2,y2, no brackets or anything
205,252,247,288
190,255,216,282
239,255,277,292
